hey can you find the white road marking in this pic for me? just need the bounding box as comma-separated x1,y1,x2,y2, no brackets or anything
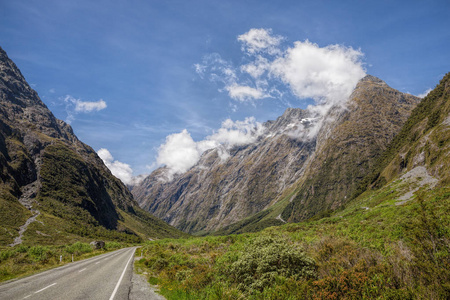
95,261,101,264
34,282,57,294
78,268,87,273
23,294,32,299
109,249,135,300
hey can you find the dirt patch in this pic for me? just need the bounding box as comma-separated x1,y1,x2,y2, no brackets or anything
396,166,438,205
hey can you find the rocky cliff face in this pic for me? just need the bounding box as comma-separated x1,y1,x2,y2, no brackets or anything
134,75,420,234
0,46,186,246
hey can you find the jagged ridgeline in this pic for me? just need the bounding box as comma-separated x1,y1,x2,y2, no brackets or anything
0,46,187,246
134,75,421,235
282,76,421,222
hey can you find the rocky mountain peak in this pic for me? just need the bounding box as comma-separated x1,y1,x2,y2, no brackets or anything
357,74,387,86
0,47,74,140
0,47,44,108
265,107,313,133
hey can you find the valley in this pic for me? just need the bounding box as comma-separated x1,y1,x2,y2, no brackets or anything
0,43,449,299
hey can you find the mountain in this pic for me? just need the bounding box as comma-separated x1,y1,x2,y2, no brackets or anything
361,72,450,193
282,75,421,222
133,75,420,234
133,108,317,234
0,46,187,246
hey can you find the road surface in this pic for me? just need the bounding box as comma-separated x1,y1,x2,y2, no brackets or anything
0,247,163,300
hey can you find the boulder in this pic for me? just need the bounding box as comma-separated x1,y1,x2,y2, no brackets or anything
90,241,105,249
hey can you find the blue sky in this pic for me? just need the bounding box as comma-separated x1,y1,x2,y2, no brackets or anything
1,0,449,183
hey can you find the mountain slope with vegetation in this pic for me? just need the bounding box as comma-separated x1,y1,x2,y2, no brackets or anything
135,73,450,299
134,75,419,235
283,75,420,222
0,46,187,248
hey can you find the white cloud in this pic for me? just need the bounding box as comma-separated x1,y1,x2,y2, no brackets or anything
194,63,206,78
238,28,283,55
226,84,266,102
241,55,269,78
270,40,366,104
176,29,367,176
207,117,265,145
63,95,107,123
156,118,265,180
195,53,269,104
417,88,432,98
156,130,204,179
196,29,365,109
64,95,107,112
74,99,107,112
97,148,143,186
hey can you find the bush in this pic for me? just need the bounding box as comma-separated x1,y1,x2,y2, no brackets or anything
0,250,14,262
227,236,316,293
16,245,28,253
65,242,93,255
28,246,51,262
104,241,122,250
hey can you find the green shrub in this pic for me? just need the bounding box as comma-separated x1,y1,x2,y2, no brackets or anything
104,241,121,250
65,242,92,255
227,236,316,293
0,250,14,262
28,246,51,262
16,245,29,253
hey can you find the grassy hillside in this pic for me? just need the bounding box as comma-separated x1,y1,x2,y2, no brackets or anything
136,180,450,299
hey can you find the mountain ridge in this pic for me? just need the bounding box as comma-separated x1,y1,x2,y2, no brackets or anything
0,46,187,246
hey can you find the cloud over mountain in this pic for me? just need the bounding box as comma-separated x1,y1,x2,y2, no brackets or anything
196,28,366,106
158,28,366,179
156,118,265,180
97,148,144,186
270,40,365,104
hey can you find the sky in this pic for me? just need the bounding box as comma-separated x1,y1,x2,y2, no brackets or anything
1,0,449,184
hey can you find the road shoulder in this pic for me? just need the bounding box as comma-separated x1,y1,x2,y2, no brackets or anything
130,256,165,300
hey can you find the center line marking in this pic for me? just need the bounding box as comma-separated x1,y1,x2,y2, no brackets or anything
79,268,87,273
34,282,57,294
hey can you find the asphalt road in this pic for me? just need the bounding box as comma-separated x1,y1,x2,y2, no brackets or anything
0,247,155,300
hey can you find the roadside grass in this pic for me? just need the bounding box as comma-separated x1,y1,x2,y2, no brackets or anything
0,241,125,282
136,184,450,299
